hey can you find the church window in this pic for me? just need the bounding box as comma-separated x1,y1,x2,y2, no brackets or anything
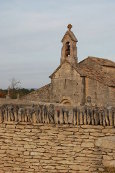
64,79,67,89
65,42,70,57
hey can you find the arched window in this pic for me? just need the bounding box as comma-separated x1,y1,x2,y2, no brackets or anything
65,42,70,57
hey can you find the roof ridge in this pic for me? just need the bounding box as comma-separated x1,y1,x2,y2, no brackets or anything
79,56,115,67
88,56,114,61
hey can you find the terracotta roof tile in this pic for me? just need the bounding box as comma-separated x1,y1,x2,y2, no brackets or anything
78,57,115,87
80,56,115,67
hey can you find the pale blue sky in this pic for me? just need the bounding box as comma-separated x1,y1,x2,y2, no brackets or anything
0,0,115,89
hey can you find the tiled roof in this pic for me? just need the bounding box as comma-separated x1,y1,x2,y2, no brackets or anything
80,56,115,67
78,57,115,87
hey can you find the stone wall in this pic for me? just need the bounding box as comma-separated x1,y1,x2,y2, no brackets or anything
109,87,115,107
51,62,84,105
0,123,115,173
0,104,115,173
22,83,51,102
85,78,115,107
0,98,34,106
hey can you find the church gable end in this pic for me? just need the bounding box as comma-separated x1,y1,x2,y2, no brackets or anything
50,61,84,104
50,61,80,80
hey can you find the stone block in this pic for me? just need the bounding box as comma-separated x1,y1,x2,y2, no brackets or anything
95,136,115,149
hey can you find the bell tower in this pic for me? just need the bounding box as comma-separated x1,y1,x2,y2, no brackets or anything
60,24,78,67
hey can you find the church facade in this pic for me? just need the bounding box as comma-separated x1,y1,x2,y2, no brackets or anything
24,25,115,107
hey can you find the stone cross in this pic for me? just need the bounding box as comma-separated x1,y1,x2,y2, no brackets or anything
6,87,10,99
8,87,10,97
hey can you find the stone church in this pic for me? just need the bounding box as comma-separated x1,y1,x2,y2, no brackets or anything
24,24,115,107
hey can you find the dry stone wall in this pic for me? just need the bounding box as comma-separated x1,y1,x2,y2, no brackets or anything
22,83,51,102
0,104,115,173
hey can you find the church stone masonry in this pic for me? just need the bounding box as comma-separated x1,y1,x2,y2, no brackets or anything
24,24,115,107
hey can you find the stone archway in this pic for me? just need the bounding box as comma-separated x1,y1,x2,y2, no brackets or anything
60,99,71,105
